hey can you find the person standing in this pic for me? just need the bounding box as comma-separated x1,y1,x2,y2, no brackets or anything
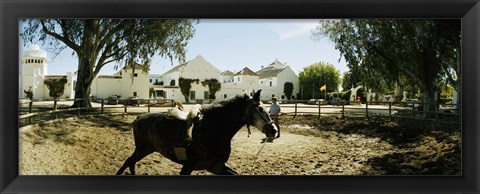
269,97,281,138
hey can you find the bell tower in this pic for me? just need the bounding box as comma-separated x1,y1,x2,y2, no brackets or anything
21,45,48,99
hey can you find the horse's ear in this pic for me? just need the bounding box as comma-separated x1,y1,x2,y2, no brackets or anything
253,90,262,101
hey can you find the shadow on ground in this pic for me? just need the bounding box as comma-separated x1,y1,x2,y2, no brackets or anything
28,113,137,146
279,115,461,175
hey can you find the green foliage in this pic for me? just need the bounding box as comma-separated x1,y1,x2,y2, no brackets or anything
340,90,352,102
201,78,221,99
341,71,362,91
298,61,341,100
21,19,197,107
440,85,454,99
179,77,199,103
314,19,460,114
283,82,294,100
44,78,67,99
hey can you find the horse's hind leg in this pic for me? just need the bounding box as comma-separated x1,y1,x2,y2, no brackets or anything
116,148,154,175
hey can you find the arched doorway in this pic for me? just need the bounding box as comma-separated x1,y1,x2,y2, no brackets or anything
356,88,366,103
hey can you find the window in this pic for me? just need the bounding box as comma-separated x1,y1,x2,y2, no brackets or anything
134,73,138,77
238,77,240,81
224,94,227,99
156,79,158,83
150,79,152,83
190,91,196,100
270,81,272,86
204,91,209,99
133,92,137,97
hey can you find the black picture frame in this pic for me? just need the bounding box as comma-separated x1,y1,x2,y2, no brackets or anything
1,0,479,193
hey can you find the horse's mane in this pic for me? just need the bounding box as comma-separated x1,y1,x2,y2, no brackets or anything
200,94,250,121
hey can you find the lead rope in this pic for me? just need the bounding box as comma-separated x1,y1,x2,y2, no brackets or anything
249,141,268,174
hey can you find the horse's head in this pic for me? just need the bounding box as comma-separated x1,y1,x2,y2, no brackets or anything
245,90,278,140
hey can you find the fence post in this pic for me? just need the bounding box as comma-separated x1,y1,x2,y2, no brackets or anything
124,104,127,113
342,104,345,119
318,101,321,118
294,101,297,118
389,102,392,117
29,100,33,113
101,99,104,114
54,99,58,119
77,99,80,116
148,99,151,113
366,101,369,118
412,102,415,117
29,100,33,124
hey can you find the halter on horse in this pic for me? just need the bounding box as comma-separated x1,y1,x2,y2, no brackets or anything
116,90,277,175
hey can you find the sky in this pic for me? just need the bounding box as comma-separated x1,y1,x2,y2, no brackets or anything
19,19,348,77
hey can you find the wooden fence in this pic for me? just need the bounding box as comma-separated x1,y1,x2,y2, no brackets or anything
19,98,460,127
272,100,460,124
19,98,176,127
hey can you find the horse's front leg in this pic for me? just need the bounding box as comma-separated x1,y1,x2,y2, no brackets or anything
210,163,239,175
180,164,194,175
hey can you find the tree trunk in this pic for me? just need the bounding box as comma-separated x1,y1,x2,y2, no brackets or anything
420,47,439,119
71,57,93,108
71,20,97,109
394,80,404,102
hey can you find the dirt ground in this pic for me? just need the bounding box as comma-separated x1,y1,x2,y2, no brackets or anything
19,114,461,175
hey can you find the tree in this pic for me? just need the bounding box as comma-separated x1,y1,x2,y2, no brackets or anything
298,62,341,100
201,78,221,99
341,71,356,92
283,82,294,100
21,19,197,108
314,19,460,116
179,78,199,103
44,78,67,110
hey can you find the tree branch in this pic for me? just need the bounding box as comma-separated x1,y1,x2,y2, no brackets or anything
40,20,81,54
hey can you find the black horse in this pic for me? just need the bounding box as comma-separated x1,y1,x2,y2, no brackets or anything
116,90,277,175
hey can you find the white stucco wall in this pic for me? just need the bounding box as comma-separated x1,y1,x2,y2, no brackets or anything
91,77,122,99
180,55,221,80
274,66,299,99
120,68,149,99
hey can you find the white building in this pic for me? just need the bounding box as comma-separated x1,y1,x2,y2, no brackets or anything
153,55,222,102
157,56,300,102
255,60,300,100
20,45,74,100
20,46,299,103
90,63,150,99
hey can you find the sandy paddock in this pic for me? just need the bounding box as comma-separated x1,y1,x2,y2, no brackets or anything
19,114,460,175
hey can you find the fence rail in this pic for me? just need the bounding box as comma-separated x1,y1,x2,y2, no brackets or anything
19,98,176,127
19,98,460,127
